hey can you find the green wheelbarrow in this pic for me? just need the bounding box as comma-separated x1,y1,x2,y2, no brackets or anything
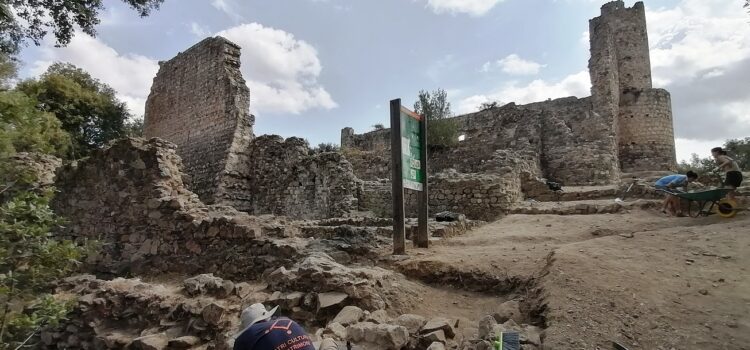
662,188,738,218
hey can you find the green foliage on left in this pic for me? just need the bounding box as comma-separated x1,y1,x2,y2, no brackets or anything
0,90,70,158
17,63,131,159
0,186,86,348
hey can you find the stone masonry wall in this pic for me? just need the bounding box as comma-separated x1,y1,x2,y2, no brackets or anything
358,170,522,221
524,97,620,184
618,89,677,172
218,135,362,219
52,138,302,280
144,37,253,204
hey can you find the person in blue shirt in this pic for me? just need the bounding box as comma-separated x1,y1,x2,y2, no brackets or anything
234,303,316,350
655,171,698,216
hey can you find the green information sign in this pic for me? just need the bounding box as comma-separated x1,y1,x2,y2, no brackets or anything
400,107,425,191
390,98,429,253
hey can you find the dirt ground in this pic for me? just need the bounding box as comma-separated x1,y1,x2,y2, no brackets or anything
396,208,750,350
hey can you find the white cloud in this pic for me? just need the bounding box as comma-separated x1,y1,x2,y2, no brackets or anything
481,54,546,75
30,35,159,118
645,0,750,142
190,22,209,38
28,22,336,117
647,0,750,87
211,0,244,21
217,23,337,114
456,70,590,114
425,0,505,16
674,137,724,163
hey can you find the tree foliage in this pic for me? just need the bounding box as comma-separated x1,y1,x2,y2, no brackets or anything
677,138,750,183
478,101,501,111
0,0,164,55
414,88,459,149
123,118,145,138
0,90,70,158
0,54,16,90
372,123,385,131
0,174,86,348
311,142,340,153
723,137,750,170
17,63,131,159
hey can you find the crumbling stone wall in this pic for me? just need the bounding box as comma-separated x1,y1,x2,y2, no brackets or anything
144,37,360,220
52,138,302,279
219,135,362,219
144,37,253,204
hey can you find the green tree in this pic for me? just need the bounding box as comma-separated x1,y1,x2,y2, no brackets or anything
0,54,16,90
17,63,130,158
312,142,340,153
478,101,501,111
724,137,750,170
414,88,459,148
0,188,84,349
0,0,163,56
0,90,70,158
123,118,144,138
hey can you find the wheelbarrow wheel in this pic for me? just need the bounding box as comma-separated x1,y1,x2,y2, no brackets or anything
716,199,737,218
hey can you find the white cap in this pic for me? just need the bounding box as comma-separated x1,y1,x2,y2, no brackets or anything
235,303,279,338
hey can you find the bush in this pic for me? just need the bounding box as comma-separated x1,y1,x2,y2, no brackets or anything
0,165,88,349
311,142,340,154
414,89,459,149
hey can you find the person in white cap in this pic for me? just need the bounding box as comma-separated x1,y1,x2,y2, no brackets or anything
234,303,315,350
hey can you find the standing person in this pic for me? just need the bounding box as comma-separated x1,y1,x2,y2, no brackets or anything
655,171,698,216
712,147,743,201
234,303,316,350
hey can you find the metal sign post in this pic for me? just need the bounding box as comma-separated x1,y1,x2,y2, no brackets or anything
390,98,429,255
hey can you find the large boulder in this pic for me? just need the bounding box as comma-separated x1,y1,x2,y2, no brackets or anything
346,322,409,350
183,274,234,297
332,306,364,326
394,314,427,334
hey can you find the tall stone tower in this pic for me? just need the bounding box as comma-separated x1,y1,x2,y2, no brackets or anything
144,37,254,203
589,1,676,172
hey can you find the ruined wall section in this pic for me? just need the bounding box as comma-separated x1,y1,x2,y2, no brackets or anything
219,135,362,219
144,37,253,203
523,97,620,185
52,138,302,279
359,170,522,221
618,89,676,171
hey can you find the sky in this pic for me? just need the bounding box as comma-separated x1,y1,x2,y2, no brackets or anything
17,0,750,163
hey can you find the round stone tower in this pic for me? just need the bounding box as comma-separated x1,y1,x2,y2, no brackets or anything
589,1,677,172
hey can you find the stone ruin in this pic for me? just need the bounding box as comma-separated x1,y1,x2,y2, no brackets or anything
144,38,361,220
18,2,684,350
343,1,677,219
137,1,677,223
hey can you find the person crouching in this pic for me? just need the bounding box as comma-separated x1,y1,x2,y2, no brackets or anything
655,171,698,217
